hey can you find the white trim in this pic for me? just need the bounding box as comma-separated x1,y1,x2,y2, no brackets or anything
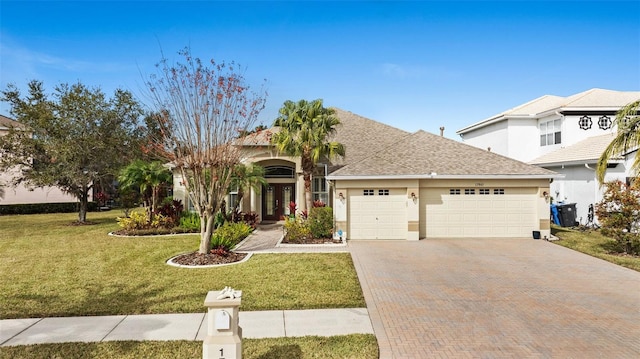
327,174,562,180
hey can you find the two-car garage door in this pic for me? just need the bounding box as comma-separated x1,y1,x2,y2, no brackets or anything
421,187,538,238
347,186,538,239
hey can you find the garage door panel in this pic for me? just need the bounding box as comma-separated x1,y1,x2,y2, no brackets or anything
349,189,407,240
423,188,537,238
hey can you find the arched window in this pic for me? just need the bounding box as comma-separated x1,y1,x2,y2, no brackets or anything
264,165,295,179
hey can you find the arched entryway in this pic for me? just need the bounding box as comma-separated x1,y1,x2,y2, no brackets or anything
261,165,296,221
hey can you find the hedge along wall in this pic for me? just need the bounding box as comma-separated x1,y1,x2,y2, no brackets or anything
0,202,98,215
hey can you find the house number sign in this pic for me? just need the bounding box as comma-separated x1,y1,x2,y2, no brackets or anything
475,183,484,187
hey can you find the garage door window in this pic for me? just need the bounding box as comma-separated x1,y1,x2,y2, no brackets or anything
378,189,390,196
464,189,475,195
494,188,505,195
449,189,461,195
363,189,374,196
479,189,490,195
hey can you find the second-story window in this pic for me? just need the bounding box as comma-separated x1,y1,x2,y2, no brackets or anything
540,119,561,146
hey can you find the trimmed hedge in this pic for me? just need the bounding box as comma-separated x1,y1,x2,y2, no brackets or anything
0,202,98,215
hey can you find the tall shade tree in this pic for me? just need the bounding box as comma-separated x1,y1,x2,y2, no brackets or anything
597,100,640,184
271,99,345,211
144,47,266,254
0,81,144,222
118,160,172,219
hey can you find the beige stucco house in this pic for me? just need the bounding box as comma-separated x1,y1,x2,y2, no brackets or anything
0,115,78,205
173,109,558,240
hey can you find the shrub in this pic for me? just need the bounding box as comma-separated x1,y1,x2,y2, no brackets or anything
0,202,97,215
242,211,260,228
308,206,334,239
179,211,201,231
117,211,150,231
283,217,312,243
211,222,253,252
156,199,184,226
595,180,640,254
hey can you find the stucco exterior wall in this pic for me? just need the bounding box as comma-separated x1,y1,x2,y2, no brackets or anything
459,120,508,156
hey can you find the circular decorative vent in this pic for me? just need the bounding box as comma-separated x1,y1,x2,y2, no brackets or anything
598,115,612,130
579,115,592,130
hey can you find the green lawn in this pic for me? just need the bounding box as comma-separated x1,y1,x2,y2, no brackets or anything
0,335,379,359
0,211,365,319
551,225,640,272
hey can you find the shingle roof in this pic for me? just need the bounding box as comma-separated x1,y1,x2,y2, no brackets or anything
0,115,25,130
327,108,409,168
328,130,557,178
529,133,620,166
241,108,410,168
457,88,640,134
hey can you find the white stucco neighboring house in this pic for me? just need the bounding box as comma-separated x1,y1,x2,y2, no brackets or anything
0,114,78,205
456,88,640,224
173,109,558,240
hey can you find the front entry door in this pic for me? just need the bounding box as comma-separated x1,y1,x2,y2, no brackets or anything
262,184,295,221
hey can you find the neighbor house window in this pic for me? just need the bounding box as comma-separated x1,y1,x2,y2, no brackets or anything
449,189,461,195
540,119,561,146
378,189,390,196
312,177,329,205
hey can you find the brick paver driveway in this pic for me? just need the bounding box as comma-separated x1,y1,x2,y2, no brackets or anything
349,239,640,358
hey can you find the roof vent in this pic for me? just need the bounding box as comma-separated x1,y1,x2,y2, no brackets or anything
439,126,445,137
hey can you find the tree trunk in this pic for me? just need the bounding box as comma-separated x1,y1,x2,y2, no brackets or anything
199,212,215,254
78,187,89,223
303,171,312,211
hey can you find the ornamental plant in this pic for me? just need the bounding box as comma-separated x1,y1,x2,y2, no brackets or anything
595,180,640,254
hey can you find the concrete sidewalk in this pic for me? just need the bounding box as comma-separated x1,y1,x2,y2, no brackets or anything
1,308,373,346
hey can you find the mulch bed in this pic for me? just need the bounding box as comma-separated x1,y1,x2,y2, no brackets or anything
171,251,248,266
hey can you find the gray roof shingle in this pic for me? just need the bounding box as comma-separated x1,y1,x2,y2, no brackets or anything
329,130,557,178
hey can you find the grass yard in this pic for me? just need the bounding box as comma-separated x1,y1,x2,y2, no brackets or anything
0,211,365,319
552,226,640,272
0,335,379,359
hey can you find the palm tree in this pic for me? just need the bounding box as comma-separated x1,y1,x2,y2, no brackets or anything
597,100,640,184
229,163,267,213
118,160,172,218
271,99,345,211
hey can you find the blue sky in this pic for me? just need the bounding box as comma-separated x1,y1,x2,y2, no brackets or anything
1,1,639,136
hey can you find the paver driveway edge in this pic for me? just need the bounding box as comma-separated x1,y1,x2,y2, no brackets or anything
349,243,391,359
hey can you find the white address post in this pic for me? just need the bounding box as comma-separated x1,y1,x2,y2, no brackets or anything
203,288,243,359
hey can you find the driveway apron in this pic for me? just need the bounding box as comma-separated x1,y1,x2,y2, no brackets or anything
349,239,640,359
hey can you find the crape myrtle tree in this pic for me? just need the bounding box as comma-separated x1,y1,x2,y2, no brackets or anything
0,81,144,222
271,99,345,211
144,47,266,254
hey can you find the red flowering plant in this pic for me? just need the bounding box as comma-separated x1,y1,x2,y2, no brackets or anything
288,201,297,219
